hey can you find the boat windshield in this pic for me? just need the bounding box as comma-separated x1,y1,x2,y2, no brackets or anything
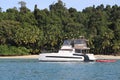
74,39,86,44
63,39,86,46
63,40,71,45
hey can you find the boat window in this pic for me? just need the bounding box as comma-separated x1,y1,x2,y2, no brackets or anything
82,50,89,54
75,49,82,53
75,49,89,54
82,50,86,54
74,39,86,44
63,40,71,45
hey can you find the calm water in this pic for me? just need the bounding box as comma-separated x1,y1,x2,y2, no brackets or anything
0,59,120,80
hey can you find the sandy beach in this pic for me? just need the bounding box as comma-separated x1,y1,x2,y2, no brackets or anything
95,55,120,60
0,55,120,59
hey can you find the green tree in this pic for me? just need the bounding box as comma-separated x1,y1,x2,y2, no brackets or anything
0,20,20,45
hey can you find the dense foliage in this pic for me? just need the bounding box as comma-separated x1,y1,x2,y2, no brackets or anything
0,45,29,56
0,0,120,55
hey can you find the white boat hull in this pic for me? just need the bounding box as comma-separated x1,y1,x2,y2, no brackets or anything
39,53,95,62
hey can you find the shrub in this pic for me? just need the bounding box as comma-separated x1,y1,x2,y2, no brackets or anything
0,45,30,56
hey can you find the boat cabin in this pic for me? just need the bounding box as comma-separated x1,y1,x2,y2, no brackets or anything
60,37,90,54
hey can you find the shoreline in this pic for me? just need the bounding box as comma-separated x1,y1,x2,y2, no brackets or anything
0,55,39,59
0,55,120,59
95,55,120,60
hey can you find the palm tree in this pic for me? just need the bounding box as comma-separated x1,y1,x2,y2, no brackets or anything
101,29,114,54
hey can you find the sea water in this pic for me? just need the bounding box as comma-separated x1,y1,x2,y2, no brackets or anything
0,59,120,80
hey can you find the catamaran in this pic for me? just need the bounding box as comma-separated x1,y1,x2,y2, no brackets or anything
39,36,96,62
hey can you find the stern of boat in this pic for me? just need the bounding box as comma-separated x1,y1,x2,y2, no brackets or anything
86,54,96,61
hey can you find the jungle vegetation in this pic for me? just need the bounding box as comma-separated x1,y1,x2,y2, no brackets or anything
0,0,120,55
